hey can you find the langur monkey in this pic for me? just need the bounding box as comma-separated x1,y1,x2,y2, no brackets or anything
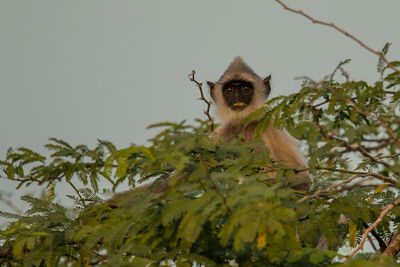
207,57,310,191
108,57,310,203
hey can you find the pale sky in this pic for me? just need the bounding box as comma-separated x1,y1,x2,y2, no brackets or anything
1,0,400,217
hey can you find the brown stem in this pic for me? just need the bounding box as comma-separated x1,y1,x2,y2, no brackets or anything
362,222,387,252
347,197,400,259
383,232,400,257
275,0,400,75
367,234,378,252
297,175,360,203
315,167,397,185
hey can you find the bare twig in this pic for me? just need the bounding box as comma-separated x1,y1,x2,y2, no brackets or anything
275,0,400,75
339,67,350,82
347,197,400,259
315,167,398,185
189,70,214,131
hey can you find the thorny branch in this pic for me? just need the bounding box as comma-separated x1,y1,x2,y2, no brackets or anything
189,70,214,131
275,0,400,75
347,197,400,259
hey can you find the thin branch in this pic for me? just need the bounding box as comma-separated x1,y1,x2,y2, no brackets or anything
377,153,400,160
367,234,378,252
311,99,329,108
362,222,387,252
385,90,396,95
76,242,108,266
297,175,360,203
303,78,400,172
347,197,400,259
322,82,400,148
361,137,391,143
275,0,400,75
315,167,398,185
2,167,63,186
298,166,399,203
339,67,351,82
67,180,86,207
189,70,214,131
323,132,392,168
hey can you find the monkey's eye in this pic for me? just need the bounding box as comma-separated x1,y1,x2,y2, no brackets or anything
242,86,250,91
224,87,233,92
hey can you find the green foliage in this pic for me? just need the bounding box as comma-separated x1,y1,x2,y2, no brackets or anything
1,58,400,266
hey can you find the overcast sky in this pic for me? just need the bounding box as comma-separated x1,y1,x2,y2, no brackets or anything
1,0,400,218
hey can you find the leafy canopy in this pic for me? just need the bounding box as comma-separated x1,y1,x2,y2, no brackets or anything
1,56,400,266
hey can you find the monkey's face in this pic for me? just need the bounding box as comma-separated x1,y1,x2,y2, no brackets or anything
222,80,254,111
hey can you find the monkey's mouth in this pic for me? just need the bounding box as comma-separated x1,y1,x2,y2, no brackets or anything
233,102,247,107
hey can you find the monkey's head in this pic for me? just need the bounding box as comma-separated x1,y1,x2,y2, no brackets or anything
207,57,271,125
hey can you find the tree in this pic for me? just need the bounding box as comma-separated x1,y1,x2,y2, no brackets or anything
1,2,400,267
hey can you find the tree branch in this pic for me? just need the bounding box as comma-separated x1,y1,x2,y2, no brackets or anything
383,232,400,257
363,222,387,252
298,174,360,203
347,197,400,259
189,70,214,131
275,0,400,75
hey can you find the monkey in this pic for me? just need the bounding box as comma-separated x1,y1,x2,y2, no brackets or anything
95,58,320,253
104,57,310,208
206,57,329,249
207,57,310,191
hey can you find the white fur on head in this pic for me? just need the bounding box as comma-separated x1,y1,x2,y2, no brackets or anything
212,57,268,124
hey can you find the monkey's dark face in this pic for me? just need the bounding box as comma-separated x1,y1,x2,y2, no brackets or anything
222,80,254,111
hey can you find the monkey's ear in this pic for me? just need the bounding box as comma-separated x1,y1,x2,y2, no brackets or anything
264,75,271,97
207,81,215,100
